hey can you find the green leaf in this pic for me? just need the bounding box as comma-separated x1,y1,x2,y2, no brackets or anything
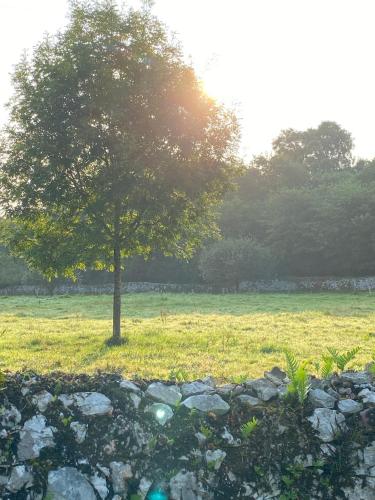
328,347,360,371
241,416,259,439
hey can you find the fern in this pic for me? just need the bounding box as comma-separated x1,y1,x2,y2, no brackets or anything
241,417,259,439
284,351,310,404
320,355,334,378
327,347,360,371
285,350,299,381
293,365,311,404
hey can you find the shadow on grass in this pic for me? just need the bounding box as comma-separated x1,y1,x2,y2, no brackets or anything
1,292,375,321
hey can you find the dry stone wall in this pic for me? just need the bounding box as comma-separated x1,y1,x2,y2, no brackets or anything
2,276,375,295
0,368,374,499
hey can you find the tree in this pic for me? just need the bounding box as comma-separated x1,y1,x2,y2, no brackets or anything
265,188,330,276
199,238,275,290
272,121,353,175
0,1,240,343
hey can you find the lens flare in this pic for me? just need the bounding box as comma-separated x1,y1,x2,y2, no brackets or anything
148,490,168,500
156,408,165,420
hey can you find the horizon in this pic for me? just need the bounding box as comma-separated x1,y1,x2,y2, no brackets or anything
1,0,375,160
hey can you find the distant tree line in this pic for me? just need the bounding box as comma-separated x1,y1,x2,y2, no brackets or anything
2,121,375,289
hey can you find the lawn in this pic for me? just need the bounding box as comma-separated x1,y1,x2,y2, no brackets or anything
0,292,374,381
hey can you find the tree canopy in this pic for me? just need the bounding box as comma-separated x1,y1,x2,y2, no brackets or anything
0,0,240,341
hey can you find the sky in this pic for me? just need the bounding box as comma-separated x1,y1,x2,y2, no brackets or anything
1,0,375,160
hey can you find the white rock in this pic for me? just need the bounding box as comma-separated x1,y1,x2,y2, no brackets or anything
1,404,21,429
237,395,262,407
195,432,207,446
308,408,347,442
138,477,153,499
309,389,336,409
7,466,33,493
245,379,278,401
228,471,237,482
341,372,372,385
221,427,240,446
96,465,110,477
181,381,214,397
337,399,363,415
129,393,142,409
358,388,372,398
206,449,226,470
32,390,53,412
58,392,113,416
70,421,88,444
17,415,55,460
170,470,200,500
264,367,286,386
215,384,236,396
119,380,141,392
110,461,132,494
145,382,182,406
342,477,375,500
47,467,96,500
357,388,375,404
133,422,151,449
202,376,216,388
145,403,173,426
278,384,289,397
90,473,109,500
182,394,230,415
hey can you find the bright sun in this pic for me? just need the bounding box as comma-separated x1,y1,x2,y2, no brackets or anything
201,66,234,102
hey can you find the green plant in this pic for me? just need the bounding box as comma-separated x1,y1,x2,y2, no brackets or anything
280,463,305,500
189,408,198,418
147,436,158,451
320,355,335,378
60,416,73,427
53,381,63,396
285,351,310,404
199,425,213,440
327,347,360,372
240,416,259,439
254,465,265,477
166,437,175,446
370,352,375,374
169,368,189,383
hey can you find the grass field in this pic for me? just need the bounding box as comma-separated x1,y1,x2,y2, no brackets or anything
0,292,374,381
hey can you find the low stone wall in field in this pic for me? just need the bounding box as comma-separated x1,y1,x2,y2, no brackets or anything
0,282,212,296
239,276,375,293
2,276,375,295
0,368,374,499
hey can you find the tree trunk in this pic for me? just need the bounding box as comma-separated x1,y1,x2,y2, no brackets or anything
108,206,126,345
112,238,122,343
